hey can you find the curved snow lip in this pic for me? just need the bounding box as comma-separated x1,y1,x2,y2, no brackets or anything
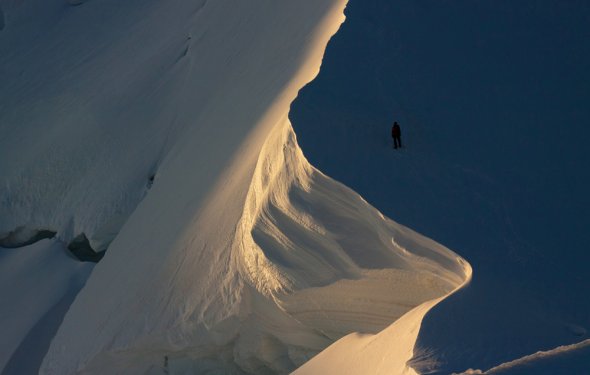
291,225,471,375
0,0,473,372
38,1,354,374
240,117,472,335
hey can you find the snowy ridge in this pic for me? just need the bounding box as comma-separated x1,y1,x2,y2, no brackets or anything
39,116,470,374
292,247,471,375
453,339,590,375
0,0,472,373
241,119,470,335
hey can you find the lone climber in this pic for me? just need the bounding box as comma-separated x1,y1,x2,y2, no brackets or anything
391,121,402,149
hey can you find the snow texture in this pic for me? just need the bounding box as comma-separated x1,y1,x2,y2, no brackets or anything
38,115,468,373
0,0,477,373
0,0,472,373
290,1,590,373
0,240,93,374
453,338,590,374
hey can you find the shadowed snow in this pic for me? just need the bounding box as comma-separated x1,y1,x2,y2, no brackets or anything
0,0,472,373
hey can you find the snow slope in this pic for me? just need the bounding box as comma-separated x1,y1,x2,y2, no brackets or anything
293,295,455,375
290,0,590,373
0,240,92,374
453,338,590,374
1,0,472,373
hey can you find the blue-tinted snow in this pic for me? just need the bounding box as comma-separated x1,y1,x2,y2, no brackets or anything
291,1,590,373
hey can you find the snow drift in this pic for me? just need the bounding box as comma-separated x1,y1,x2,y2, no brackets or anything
40,117,469,374
0,0,471,373
289,1,590,373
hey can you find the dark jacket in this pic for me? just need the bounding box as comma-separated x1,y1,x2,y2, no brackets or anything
392,123,401,137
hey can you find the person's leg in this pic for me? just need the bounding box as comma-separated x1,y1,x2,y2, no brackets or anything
394,136,399,149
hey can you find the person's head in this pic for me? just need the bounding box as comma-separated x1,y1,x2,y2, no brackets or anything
394,121,398,125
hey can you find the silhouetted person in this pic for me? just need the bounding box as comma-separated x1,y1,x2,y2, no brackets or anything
391,122,402,149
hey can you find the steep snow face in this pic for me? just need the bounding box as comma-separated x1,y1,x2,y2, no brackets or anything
290,1,590,374
1,0,472,373
40,115,469,373
0,0,342,251
241,119,469,335
1,0,210,250
293,297,446,375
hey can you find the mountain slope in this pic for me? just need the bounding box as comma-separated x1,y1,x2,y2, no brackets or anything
290,1,590,373
1,0,471,373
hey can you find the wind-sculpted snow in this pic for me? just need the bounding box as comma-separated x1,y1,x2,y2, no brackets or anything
289,2,590,373
41,117,469,374
0,0,472,373
242,120,469,338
